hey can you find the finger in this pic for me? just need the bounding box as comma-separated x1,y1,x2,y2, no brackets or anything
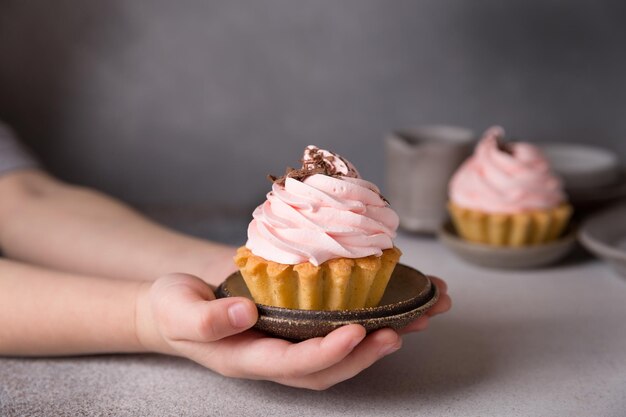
162,296,258,342
428,276,448,294
426,293,452,317
212,324,367,380
152,273,258,342
398,278,452,334
277,328,402,390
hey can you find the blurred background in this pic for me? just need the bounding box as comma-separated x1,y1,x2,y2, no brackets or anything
1,0,625,243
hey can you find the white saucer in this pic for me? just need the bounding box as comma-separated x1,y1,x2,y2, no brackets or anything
539,143,621,189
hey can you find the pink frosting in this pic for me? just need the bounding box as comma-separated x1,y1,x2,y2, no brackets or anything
246,147,399,266
449,126,566,213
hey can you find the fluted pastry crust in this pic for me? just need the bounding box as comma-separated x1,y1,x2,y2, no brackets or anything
234,246,402,310
448,202,572,246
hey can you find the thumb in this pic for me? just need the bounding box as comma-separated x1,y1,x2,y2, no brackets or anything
192,296,259,342
152,273,258,342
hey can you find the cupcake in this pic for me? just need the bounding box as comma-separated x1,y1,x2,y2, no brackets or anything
448,126,572,246
234,145,401,310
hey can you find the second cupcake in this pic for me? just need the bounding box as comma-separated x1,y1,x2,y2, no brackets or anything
448,126,572,246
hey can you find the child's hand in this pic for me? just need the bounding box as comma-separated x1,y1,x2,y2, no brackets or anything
136,272,450,390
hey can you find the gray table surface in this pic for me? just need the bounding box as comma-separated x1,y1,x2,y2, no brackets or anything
2,232,626,417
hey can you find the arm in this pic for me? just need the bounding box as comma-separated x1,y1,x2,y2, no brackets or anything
0,169,235,286
0,258,143,355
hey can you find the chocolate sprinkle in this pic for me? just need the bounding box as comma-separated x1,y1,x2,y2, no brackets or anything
267,146,391,205
268,148,344,186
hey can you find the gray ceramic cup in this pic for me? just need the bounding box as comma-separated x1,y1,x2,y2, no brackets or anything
386,125,475,233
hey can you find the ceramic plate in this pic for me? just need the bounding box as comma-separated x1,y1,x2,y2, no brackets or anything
565,169,626,210
438,221,577,269
538,144,626,210
216,264,439,340
579,202,626,277
539,143,620,189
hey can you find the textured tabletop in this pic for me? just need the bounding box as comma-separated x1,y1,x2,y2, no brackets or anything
2,233,626,417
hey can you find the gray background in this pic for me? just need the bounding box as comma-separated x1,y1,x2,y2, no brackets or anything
1,0,625,241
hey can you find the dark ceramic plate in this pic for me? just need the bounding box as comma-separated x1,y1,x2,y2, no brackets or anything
216,264,439,340
438,220,577,269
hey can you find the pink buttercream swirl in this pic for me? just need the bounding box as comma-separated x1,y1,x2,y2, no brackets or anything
246,147,399,266
449,126,566,213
